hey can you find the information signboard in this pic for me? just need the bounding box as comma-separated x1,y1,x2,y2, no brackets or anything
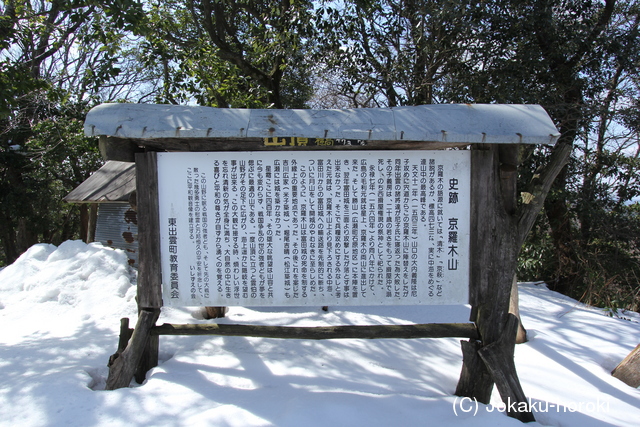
158,150,470,306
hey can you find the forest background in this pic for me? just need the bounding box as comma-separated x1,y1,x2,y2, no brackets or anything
1,0,639,313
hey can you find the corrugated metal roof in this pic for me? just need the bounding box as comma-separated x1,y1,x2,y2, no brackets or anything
64,161,135,203
84,103,560,145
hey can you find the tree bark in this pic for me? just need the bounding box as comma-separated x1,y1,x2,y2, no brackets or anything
544,164,578,295
0,215,19,264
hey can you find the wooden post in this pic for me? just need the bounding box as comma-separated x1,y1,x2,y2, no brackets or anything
134,151,162,383
117,318,132,353
87,204,98,243
135,152,163,309
456,146,534,422
612,343,640,388
455,339,494,402
106,152,162,389
106,309,160,390
479,315,535,423
135,307,160,384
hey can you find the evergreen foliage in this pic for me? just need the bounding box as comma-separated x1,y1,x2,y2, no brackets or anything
0,0,145,264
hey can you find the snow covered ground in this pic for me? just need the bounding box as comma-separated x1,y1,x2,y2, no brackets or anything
0,241,638,426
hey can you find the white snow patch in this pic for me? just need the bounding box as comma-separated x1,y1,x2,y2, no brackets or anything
0,242,638,427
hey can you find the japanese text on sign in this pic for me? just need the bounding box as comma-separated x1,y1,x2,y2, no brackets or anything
157,150,470,306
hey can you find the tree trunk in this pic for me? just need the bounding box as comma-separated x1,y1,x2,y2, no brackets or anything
0,217,19,265
88,204,98,243
16,218,36,256
544,164,578,295
80,204,89,243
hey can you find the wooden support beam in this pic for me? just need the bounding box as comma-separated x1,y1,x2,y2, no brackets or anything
478,314,534,423
87,204,98,243
135,307,160,384
135,333,159,384
135,152,162,309
150,322,480,340
106,308,160,390
612,343,640,388
99,135,141,162
455,339,494,403
117,318,132,354
456,146,535,423
104,152,164,389
457,147,504,402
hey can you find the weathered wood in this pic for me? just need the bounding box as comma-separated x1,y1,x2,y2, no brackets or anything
612,343,640,388
508,274,527,344
203,306,228,319
136,152,162,308
456,146,534,423
106,308,160,390
478,147,521,338
64,161,136,203
150,322,480,340
87,204,98,243
500,147,528,345
80,204,89,243
134,304,160,384
136,333,159,384
479,315,535,423
466,147,520,343
456,148,499,401
117,317,132,353
499,145,520,216
113,152,163,385
108,317,133,368
467,148,495,309
99,135,141,161
455,339,494,403
125,137,469,153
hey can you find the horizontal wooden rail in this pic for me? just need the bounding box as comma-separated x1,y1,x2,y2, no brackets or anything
149,322,479,340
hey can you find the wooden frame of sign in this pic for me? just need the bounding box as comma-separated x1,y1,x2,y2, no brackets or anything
96,104,560,424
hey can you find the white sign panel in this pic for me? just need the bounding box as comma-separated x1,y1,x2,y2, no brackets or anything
157,150,470,307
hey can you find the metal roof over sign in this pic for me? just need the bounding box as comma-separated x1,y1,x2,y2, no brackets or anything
85,103,560,146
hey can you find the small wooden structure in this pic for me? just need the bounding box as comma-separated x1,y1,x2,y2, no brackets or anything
85,103,560,423
64,161,138,266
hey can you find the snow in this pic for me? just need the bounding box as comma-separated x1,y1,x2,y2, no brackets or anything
0,241,638,427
